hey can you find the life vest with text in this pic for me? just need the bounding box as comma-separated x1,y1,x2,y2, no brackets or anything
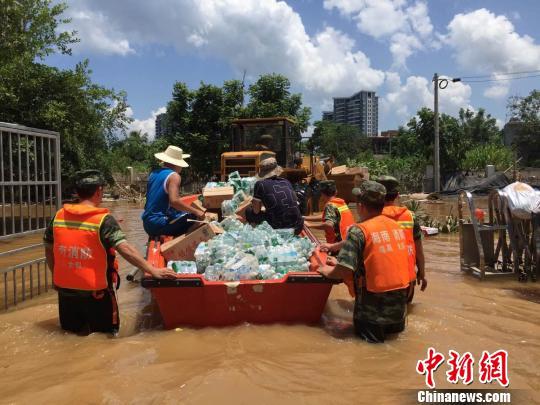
382,205,416,282
323,197,355,243
357,215,410,293
53,204,113,291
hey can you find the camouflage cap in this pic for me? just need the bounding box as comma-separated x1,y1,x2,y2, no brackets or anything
75,169,105,187
375,175,400,194
319,180,337,195
352,180,386,206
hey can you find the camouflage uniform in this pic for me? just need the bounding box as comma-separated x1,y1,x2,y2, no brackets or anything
376,174,422,241
320,180,342,242
337,180,408,343
323,204,341,241
44,170,126,334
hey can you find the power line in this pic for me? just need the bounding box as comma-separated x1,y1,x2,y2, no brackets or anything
461,73,540,83
459,69,540,80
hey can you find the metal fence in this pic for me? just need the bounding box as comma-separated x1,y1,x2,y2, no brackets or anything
0,122,61,309
0,254,51,310
0,122,61,239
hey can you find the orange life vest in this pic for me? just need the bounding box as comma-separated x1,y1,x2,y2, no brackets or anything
53,204,113,291
357,215,410,293
323,197,355,243
382,205,416,282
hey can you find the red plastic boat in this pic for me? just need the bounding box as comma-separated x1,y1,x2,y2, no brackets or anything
141,218,335,328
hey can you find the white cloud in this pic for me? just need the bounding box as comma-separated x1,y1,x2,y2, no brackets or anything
445,9,540,98
67,0,385,98
68,10,134,55
446,9,540,72
381,74,472,124
389,33,422,68
323,0,435,66
482,74,510,99
126,106,166,140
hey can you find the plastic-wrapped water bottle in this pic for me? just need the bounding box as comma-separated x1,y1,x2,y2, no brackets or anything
221,200,237,217
168,260,198,274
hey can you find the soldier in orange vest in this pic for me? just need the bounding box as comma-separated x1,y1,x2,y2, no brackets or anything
318,181,410,343
44,170,176,335
376,176,427,302
304,180,355,245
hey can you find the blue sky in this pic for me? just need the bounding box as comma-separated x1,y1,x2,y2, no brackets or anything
46,0,540,137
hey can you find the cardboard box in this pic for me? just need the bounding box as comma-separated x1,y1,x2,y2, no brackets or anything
235,196,253,216
329,165,347,175
161,223,223,261
191,198,205,211
190,199,218,221
205,211,219,222
202,186,234,209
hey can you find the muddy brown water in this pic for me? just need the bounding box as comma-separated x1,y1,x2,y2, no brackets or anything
0,199,539,404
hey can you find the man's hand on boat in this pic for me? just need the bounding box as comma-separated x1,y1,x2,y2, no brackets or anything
116,241,177,279
326,256,338,267
148,267,178,279
320,242,344,253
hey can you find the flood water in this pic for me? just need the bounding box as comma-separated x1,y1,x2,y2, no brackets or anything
0,200,539,404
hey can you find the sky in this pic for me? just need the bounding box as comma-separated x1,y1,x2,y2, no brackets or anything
45,0,540,138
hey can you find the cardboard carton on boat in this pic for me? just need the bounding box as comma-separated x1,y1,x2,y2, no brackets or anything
160,222,223,261
202,186,234,209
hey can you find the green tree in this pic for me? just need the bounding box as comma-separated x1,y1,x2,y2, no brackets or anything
508,90,540,166
165,80,244,177
0,0,130,183
462,144,514,172
0,0,78,62
163,74,312,177
109,130,152,173
245,73,311,136
221,79,244,125
310,120,370,163
458,108,502,144
392,108,464,176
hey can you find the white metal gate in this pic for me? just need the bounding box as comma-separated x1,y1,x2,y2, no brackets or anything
0,122,61,309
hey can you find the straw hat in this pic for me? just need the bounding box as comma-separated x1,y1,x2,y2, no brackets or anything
154,145,190,168
257,157,283,179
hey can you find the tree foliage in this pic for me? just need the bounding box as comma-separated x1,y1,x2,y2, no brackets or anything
508,90,540,166
309,121,370,163
164,81,241,176
462,144,514,172
244,73,311,137
163,75,311,177
0,0,130,183
0,0,78,62
391,107,503,178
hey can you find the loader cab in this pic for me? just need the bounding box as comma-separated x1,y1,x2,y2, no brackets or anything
220,117,297,180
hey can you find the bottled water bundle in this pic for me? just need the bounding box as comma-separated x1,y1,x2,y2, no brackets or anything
167,260,198,274
195,220,315,282
203,172,256,197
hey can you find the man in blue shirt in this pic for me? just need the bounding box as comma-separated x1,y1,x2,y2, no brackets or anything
142,146,206,237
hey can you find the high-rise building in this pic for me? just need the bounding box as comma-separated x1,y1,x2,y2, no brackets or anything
322,111,334,121
155,113,168,139
323,91,378,136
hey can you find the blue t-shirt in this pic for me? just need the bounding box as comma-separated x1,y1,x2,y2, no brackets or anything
142,168,187,233
253,176,304,233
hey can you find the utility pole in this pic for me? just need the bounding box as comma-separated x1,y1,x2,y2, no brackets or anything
433,72,440,192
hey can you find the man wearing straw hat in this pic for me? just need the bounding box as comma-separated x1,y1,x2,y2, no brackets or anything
142,146,206,237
